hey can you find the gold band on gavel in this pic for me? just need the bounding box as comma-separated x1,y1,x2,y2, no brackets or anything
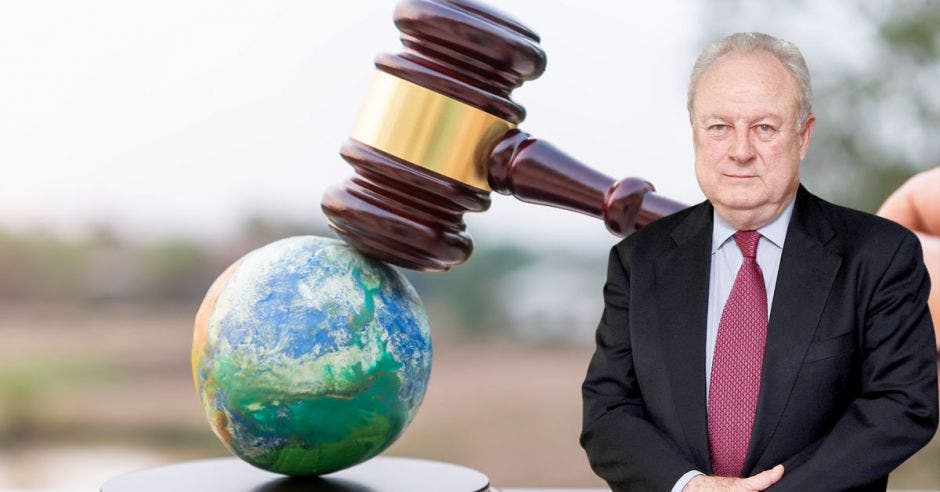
349,70,516,191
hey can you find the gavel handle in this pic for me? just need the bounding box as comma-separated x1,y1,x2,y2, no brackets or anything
488,129,688,237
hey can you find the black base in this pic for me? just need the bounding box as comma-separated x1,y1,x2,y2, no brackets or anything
101,456,494,492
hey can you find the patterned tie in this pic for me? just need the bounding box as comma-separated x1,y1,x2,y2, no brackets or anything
707,230,767,477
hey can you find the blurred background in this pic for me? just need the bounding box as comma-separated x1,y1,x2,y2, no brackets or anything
0,0,938,488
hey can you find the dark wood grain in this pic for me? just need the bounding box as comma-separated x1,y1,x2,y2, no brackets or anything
488,130,686,237
322,0,686,271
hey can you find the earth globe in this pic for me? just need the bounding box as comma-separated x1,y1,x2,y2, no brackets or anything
191,235,432,476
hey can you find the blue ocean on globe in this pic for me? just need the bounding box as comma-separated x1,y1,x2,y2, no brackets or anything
192,235,432,476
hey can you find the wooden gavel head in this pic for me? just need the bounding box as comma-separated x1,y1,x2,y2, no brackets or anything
322,0,685,272
321,0,547,272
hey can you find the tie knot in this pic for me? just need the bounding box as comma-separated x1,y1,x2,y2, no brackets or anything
734,230,761,258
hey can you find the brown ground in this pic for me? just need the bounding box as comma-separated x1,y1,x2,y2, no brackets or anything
0,304,936,489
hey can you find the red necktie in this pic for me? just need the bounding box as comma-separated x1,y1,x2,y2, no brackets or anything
707,230,767,477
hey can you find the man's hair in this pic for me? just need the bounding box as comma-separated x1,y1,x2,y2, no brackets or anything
687,32,813,132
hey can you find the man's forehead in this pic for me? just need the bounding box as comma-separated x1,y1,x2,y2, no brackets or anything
693,52,800,113
701,112,784,122
698,52,796,89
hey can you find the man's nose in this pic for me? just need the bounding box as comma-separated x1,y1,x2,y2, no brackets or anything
730,127,756,163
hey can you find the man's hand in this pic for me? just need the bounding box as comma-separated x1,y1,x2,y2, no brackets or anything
683,464,784,491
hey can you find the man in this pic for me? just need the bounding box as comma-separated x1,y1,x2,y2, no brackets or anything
580,32,938,491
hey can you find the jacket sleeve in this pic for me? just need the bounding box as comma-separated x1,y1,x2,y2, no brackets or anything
580,243,698,491
770,232,939,490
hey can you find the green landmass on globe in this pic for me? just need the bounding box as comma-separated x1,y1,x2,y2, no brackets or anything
192,235,432,476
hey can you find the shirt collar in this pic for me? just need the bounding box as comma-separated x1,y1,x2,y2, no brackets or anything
711,195,796,254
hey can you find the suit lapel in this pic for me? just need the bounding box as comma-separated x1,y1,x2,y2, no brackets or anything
743,186,842,473
655,201,714,473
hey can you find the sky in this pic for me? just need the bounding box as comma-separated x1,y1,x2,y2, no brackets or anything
0,0,704,251
0,1,885,252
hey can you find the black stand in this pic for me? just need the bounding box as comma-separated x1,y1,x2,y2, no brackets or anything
101,456,496,492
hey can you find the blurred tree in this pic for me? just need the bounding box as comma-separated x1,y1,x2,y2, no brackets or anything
403,242,537,338
237,215,334,252
0,227,89,301
811,0,940,212
0,216,344,304
139,239,214,302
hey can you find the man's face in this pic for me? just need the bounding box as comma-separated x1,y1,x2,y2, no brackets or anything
691,51,814,227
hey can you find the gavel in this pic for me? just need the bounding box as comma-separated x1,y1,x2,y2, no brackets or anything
321,0,686,272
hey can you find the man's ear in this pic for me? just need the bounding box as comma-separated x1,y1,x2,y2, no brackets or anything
799,114,816,160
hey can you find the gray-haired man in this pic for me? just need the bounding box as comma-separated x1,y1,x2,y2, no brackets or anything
580,32,937,491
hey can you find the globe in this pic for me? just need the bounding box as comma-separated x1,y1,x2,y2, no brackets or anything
192,235,432,476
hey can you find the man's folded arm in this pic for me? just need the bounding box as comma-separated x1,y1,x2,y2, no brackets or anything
581,243,697,491
770,233,939,490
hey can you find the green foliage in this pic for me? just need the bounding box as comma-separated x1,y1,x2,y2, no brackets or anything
403,242,537,337
0,359,122,445
139,240,213,301
0,228,89,300
809,0,940,212
0,217,333,304
879,2,940,61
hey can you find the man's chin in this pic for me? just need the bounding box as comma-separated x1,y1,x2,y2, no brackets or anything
713,196,766,213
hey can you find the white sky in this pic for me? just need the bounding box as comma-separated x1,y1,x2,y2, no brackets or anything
0,1,878,251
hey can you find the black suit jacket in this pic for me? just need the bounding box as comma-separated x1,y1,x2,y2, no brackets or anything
580,185,938,491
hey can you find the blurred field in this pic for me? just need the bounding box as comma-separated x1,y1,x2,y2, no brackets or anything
0,304,937,489
0,303,605,488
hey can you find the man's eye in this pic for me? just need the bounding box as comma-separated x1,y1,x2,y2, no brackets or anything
756,124,774,133
709,124,728,132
